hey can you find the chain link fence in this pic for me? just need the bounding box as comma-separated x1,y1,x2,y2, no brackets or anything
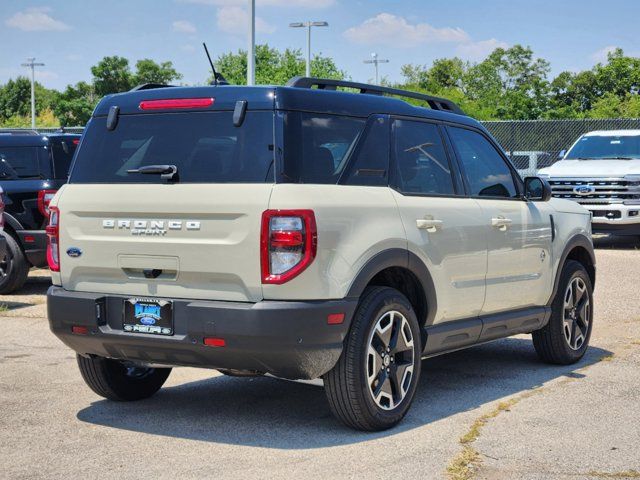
483,118,640,176
4,118,640,177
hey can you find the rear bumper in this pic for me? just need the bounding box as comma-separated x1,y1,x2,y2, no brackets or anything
47,286,357,380
16,230,47,267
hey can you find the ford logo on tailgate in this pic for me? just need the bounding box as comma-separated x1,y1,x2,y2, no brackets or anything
66,247,82,258
573,185,595,195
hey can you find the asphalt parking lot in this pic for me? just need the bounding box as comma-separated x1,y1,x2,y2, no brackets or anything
1,238,639,480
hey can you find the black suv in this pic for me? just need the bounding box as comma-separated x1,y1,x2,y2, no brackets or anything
0,130,80,293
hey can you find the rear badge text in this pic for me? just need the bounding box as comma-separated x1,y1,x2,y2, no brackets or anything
102,219,201,236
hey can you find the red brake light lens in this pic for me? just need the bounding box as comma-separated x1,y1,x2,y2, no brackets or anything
38,189,57,218
46,206,60,272
261,209,317,285
139,98,214,110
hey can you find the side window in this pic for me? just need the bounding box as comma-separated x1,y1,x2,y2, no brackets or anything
392,119,455,195
343,116,389,186
448,127,518,198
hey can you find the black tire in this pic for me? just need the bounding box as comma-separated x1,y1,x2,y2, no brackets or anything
77,354,171,401
324,286,422,431
533,260,593,365
0,231,29,294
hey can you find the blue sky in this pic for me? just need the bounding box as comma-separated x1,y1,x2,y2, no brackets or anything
2,0,639,91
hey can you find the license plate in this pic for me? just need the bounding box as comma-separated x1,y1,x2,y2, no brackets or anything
123,298,173,336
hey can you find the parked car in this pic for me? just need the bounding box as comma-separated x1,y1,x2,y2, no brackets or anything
46,78,595,431
0,130,81,293
539,129,640,237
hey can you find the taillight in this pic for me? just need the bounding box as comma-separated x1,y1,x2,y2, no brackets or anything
46,206,60,272
38,189,57,218
261,209,317,284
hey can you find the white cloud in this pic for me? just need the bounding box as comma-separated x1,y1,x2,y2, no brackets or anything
456,38,508,60
5,7,70,32
177,0,334,7
343,13,469,47
216,6,275,35
590,46,618,64
172,20,197,34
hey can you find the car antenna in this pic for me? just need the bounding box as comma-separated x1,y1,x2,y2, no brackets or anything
203,42,228,86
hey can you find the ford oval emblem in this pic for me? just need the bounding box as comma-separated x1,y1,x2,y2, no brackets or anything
139,317,156,326
66,247,82,258
573,185,595,195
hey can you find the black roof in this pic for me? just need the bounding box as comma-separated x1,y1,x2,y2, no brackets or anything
93,78,483,130
0,132,81,147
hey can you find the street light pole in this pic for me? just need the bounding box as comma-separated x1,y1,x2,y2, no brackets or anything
247,0,255,85
289,21,328,77
363,52,389,85
21,57,45,129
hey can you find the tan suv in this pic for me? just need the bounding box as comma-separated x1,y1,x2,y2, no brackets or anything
47,77,595,430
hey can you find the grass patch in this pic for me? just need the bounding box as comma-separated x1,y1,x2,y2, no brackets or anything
588,471,640,479
446,390,542,480
0,303,9,313
600,354,615,362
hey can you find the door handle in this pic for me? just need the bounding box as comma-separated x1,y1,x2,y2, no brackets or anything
491,216,513,231
416,218,443,232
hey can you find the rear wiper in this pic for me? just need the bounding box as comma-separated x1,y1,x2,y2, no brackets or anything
127,164,178,181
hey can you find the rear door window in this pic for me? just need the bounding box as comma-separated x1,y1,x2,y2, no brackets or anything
282,112,365,184
70,111,275,184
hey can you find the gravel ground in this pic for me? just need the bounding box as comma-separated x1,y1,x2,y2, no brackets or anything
0,237,639,480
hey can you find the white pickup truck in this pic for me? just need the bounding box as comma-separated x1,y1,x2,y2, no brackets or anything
539,130,640,237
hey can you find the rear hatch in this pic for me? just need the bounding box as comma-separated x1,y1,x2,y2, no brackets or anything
56,100,275,302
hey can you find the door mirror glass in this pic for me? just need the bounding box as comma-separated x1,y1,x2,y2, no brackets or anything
524,176,552,201
557,149,566,160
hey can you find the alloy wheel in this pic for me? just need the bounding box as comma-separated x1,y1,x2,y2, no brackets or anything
562,276,590,350
366,310,415,410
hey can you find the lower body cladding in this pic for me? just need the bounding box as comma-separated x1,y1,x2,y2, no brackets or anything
16,230,47,267
47,286,357,380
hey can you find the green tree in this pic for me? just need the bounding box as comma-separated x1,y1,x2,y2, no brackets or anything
213,44,346,85
53,81,96,126
0,76,58,122
91,56,133,96
133,59,182,86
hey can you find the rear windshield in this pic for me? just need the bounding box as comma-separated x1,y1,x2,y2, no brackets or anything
0,146,44,178
50,137,79,179
70,111,274,184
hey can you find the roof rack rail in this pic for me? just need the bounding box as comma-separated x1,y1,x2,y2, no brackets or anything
286,76,465,115
0,129,39,135
129,83,176,92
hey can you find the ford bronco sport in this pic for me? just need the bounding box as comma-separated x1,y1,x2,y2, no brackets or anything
47,77,595,431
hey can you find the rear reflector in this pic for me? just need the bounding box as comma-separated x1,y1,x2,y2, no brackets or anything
24,235,35,243
139,98,214,110
327,313,345,325
203,337,226,347
71,326,88,335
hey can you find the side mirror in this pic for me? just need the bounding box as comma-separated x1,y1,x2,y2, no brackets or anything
557,149,566,160
524,176,552,202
